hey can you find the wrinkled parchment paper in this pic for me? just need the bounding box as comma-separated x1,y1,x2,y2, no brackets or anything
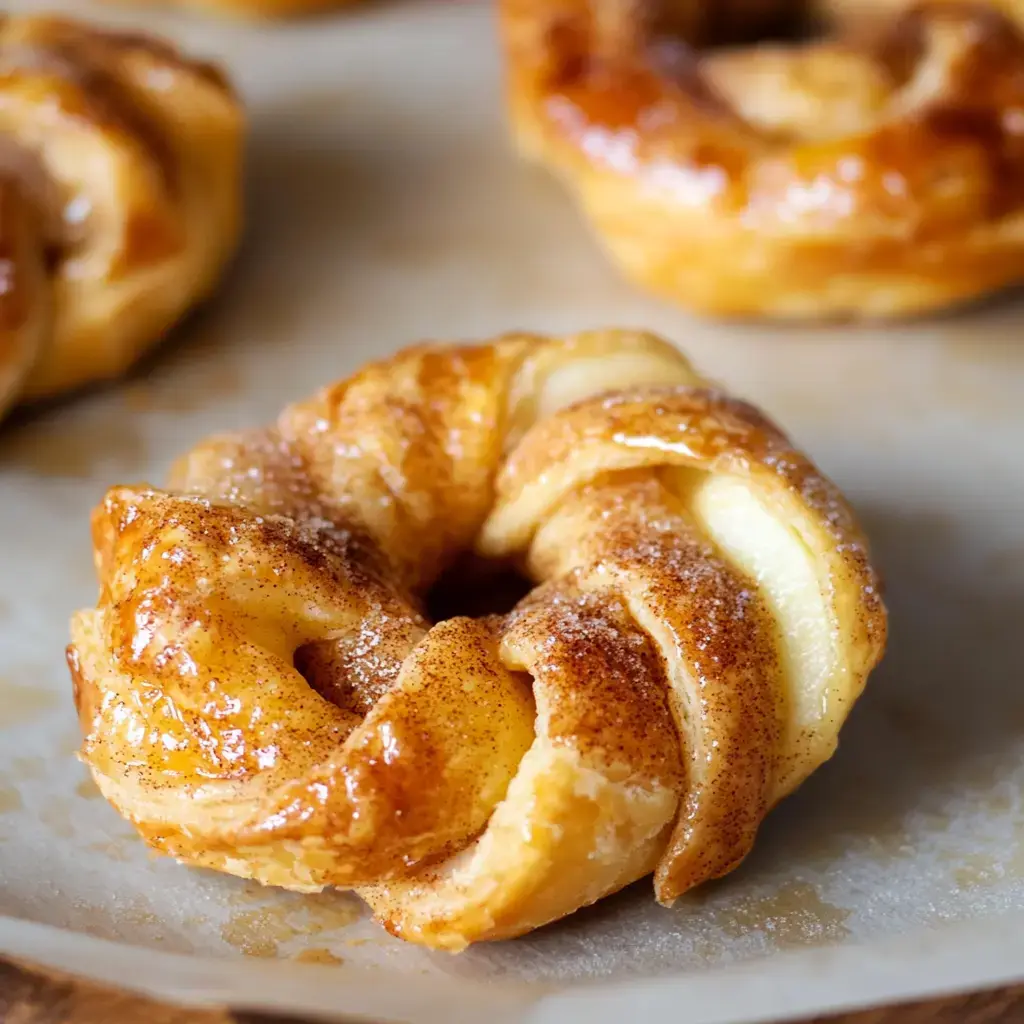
1,1,1023,1019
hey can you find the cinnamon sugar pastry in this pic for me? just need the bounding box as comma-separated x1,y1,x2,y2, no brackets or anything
502,0,1024,319
144,0,356,16
0,17,242,421
69,330,887,950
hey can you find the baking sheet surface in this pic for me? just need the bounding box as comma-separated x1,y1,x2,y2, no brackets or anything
1,0,1023,1017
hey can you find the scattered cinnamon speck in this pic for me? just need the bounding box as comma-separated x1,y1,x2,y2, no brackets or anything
715,882,851,949
221,908,301,958
220,893,363,959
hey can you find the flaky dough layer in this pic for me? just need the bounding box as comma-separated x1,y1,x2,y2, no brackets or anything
0,16,242,420
70,330,887,949
502,0,1024,319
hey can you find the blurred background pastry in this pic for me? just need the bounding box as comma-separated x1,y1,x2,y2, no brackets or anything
502,0,1024,319
136,0,358,17
0,16,243,422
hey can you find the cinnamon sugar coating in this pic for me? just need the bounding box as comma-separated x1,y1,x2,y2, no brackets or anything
69,330,887,949
502,0,1024,319
135,0,360,16
0,16,242,420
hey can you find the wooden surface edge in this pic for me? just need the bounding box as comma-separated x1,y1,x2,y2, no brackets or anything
2,955,1024,1023
809,982,1024,1023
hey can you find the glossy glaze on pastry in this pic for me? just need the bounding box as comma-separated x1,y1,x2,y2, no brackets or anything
502,0,1024,319
0,16,242,421
69,330,887,950
140,0,357,17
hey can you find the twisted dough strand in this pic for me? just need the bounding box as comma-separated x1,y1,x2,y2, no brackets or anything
70,331,886,949
0,16,242,419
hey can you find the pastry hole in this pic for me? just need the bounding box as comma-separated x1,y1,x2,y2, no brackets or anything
651,1,818,51
294,640,383,717
586,0,819,74
684,1,893,144
649,4,1003,144
425,556,534,624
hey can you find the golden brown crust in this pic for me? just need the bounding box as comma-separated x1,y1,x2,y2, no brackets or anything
69,329,887,949
0,15,242,418
502,0,1024,319
131,0,359,17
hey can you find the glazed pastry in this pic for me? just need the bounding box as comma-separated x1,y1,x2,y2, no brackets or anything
0,16,242,422
143,0,356,16
822,0,1024,33
69,330,887,950
501,0,1024,319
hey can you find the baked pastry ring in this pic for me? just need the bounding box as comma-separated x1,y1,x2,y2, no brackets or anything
0,16,242,421
69,330,887,950
146,0,355,16
502,0,1024,319
822,0,1024,32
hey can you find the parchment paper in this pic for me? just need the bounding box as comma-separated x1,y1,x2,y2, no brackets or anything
1,1,1023,1019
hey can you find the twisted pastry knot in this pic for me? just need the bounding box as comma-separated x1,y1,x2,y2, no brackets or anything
69,330,886,950
0,16,242,421
502,0,1024,319
143,0,358,17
